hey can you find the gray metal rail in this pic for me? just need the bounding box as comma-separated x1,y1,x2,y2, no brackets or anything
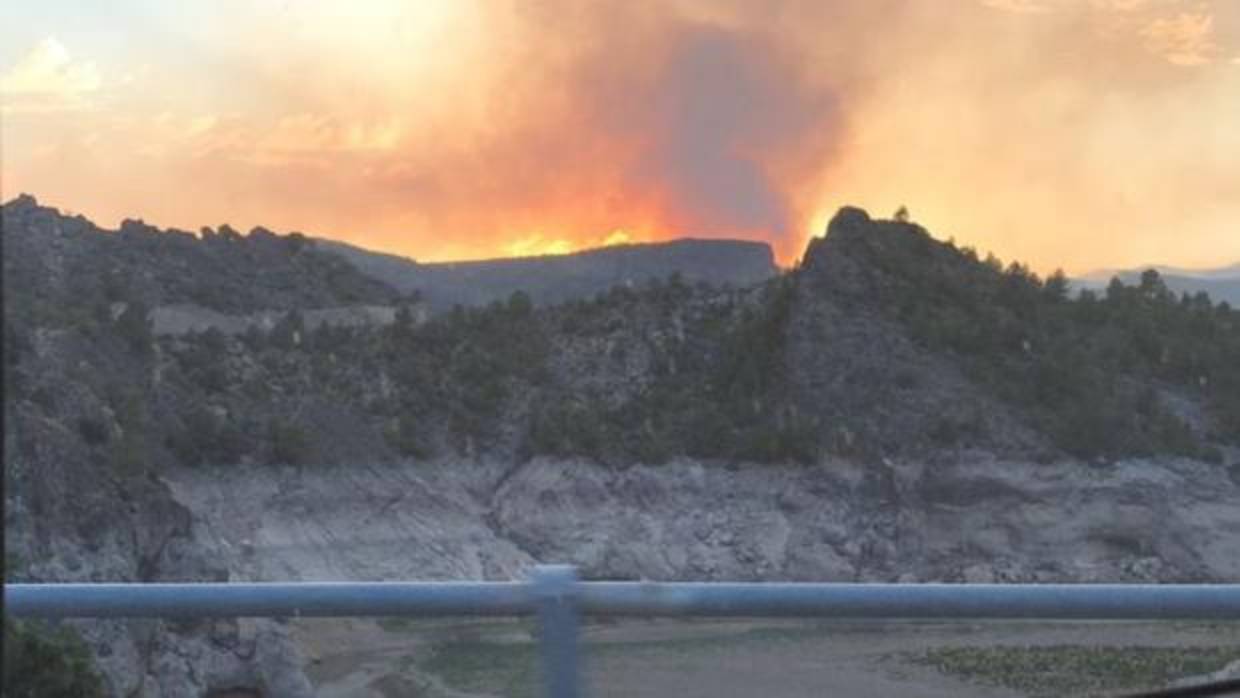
7,568,1240,698
4,580,531,618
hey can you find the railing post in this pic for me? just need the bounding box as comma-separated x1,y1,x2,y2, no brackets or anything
532,565,582,698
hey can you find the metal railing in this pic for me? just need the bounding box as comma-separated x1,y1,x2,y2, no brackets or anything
7,566,1240,698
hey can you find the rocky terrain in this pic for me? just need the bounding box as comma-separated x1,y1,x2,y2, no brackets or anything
169,453,1240,587
149,304,417,338
1,195,400,696
4,193,1239,696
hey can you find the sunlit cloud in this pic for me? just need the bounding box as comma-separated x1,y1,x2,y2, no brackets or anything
0,37,102,113
256,113,405,156
976,0,1228,69
980,0,1055,14
982,0,1153,14
1140,12,1220,66
186,114,219,137
1090,0,1151,11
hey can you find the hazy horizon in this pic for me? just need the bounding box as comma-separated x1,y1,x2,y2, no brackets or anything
8,189,1240,278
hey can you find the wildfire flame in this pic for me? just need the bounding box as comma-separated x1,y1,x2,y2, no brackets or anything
504,228,638,259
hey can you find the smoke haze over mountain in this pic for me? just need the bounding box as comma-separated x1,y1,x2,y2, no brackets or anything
2,0,1239,268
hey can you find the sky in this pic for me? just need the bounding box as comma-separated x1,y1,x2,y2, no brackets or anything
2,0,1238,272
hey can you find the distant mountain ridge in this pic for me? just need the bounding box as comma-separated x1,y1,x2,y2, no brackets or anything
1083,262,1240,280
315,236,779,310
1077,263,1240,306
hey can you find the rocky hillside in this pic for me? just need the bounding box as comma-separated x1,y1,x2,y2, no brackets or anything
2,196,362,696
4,195,1240,696
315,236,778,310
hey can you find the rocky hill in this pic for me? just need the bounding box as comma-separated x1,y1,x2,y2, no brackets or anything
4,195,1239,696
3,194,402,319
315,236,778,310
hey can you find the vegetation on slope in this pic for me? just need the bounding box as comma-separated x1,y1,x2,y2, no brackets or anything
915,644,1240,697
855,218,1240,460
4,197,1237,473
2,618,106,698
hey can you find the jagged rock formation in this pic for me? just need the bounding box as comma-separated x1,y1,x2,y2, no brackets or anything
4,194,1239,694
315,235,779,310
786,207,1047,457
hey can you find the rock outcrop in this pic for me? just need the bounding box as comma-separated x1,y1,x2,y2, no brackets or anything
5,393,315,697
162,452,1240,588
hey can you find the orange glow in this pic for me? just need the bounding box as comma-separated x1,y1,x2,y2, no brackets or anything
502,228,639,259
601,229,633,247
2,1,1239,272
504,235,572,258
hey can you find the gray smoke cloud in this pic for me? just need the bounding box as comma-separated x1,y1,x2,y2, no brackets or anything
369,1,848,258
11,0,1237,269
635,25,837,237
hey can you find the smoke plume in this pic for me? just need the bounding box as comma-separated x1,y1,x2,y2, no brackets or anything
3,0,1238,269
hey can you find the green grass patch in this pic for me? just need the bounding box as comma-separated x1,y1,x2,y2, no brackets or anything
913,645,1240,697
411,620,825,696
420,641,542,698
